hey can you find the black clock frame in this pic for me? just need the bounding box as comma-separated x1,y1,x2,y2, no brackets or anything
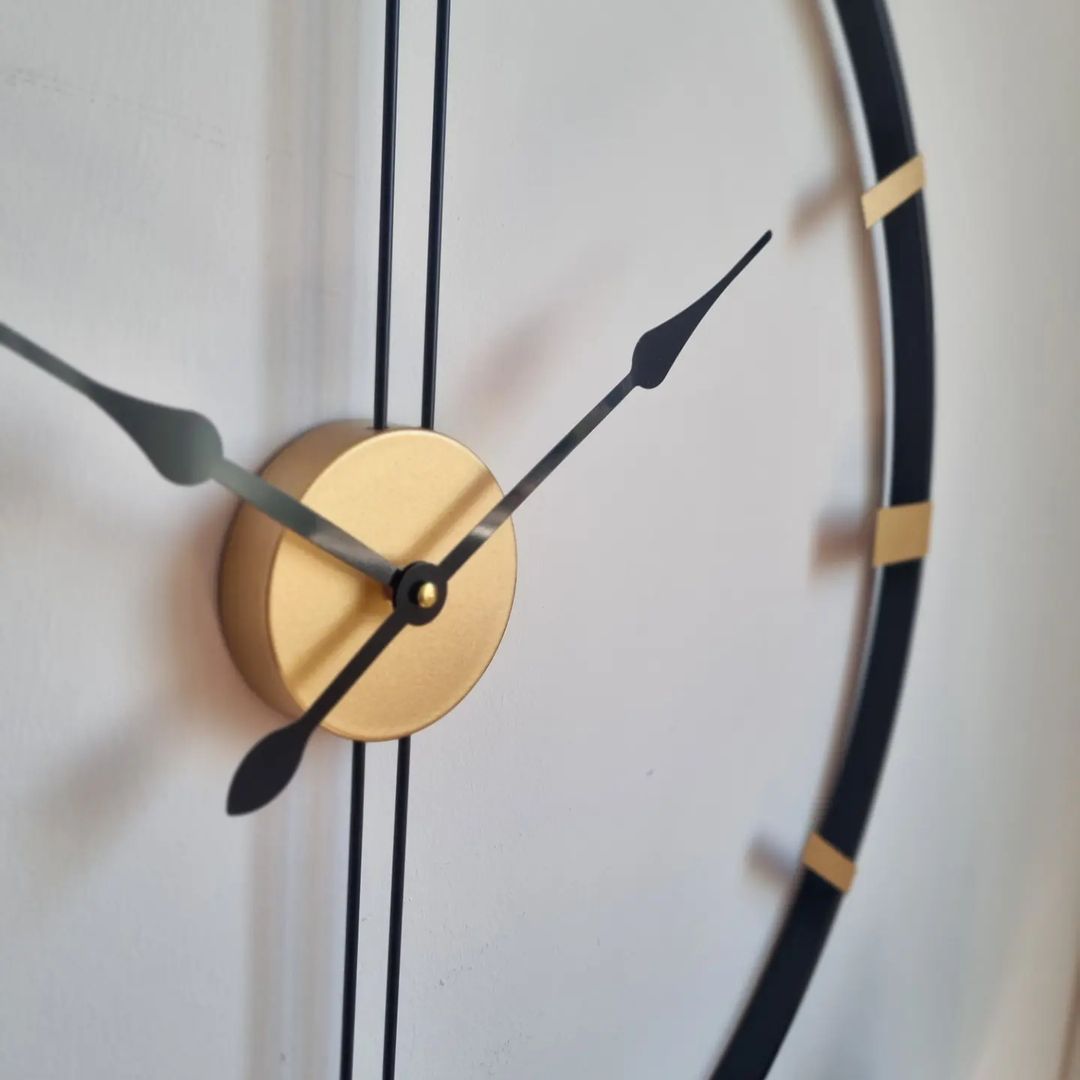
711,1,934,1075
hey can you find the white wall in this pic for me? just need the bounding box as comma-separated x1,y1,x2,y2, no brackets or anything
0,2,1077,1078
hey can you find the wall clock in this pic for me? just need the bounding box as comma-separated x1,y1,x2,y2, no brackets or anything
0,0,932,1077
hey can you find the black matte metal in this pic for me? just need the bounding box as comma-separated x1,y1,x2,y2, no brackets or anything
0,323,400,587
439,371,635,577
420,0,452,431
383,735,411,1080
393,561,449,624
632,230,771,389
372,0,401,430
339,741,364,1080
710,2,933,1076
226,609,409,816
382,6,453,1070
340,3,403,1074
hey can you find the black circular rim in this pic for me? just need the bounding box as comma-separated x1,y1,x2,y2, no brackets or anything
711,2,934,1076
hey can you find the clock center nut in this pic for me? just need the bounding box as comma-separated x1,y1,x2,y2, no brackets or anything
218,422,517,741
414,580,440,611
393,560,448,624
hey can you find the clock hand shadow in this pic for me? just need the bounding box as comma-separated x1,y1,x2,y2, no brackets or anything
23,701,163,908
441,308,569,454
15,478,344,1079
18,488,268,905
811,509,873,570
440,254,614,449
745,835,802,891
787,0,865,243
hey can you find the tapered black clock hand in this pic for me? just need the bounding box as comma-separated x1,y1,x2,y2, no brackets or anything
441,228,772,574
227,229,772,815
0,324,400,588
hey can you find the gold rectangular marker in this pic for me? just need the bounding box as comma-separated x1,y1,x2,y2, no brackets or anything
802,833,856,893
862,154,925,228
873,501,933,567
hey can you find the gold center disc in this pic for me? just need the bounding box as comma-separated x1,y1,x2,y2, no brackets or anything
218,422,517,741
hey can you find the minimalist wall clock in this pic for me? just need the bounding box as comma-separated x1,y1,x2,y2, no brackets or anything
0,0,932,1077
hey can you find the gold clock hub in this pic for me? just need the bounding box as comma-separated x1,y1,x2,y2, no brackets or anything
218,422,517,741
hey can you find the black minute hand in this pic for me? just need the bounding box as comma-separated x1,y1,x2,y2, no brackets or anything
226,228,772,815
0,324,400,588
441,228,772,575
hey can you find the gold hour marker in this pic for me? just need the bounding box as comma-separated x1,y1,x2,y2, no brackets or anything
873,501,933,567
802,833,856,893
862,154,926,228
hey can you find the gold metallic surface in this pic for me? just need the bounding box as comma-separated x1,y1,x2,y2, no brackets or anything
802,833,856,893
218,422,517,741
862,154,926,228
415,582,439,609
872,501,933,567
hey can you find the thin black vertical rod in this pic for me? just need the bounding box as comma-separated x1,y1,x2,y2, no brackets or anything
382,5,451,1077
341,2,401,1078
372,0,401,429
382,736,411,1080
420,0,452,430
338,743,365,1080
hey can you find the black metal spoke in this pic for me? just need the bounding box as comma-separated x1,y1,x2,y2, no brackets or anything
338,743,365,1080
382,735,412,1080
383,3,452,1076
341,1,401,1078
373,0,401,431
420,0,452,430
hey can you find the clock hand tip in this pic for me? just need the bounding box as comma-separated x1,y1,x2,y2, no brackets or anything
225,789,252,817
226,762,270,816
226,723,309,816
631,228,775,390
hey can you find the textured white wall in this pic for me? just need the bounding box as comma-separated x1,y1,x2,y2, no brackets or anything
0,2,1077,1079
